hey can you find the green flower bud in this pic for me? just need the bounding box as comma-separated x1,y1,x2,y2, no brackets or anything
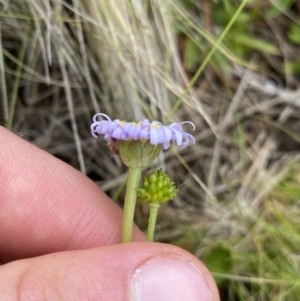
136,169,178,204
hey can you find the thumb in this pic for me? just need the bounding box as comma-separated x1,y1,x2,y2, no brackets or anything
1,243,219,301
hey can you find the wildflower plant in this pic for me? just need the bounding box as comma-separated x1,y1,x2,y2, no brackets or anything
137,169,178,241
91,113,195,242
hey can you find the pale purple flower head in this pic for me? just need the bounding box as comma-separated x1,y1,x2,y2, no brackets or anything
90,113,195,150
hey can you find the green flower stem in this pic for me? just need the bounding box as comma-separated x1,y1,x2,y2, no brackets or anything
147,202,160,242
122,167,142,243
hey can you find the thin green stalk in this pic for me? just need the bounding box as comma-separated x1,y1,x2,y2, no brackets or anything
122,167,142,243
147,202,160,242
168,0,249,119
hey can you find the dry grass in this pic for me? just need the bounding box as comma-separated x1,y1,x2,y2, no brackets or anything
1,0,300,299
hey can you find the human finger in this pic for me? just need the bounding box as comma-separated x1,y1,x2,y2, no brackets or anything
0,127,145,262
1,242,219,301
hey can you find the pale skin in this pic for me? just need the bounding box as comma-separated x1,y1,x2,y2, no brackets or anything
0,126,220,301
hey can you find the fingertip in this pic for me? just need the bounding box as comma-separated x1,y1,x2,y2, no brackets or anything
130,255,216,301
0,243,219,301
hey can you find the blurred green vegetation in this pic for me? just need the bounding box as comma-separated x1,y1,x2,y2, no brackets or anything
1,0,300,299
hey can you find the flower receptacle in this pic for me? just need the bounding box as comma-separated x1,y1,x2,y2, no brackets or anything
117,140,162,168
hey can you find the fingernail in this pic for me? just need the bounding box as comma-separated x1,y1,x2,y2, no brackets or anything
130,255,212,301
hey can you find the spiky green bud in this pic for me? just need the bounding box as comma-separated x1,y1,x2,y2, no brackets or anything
136,169,178,204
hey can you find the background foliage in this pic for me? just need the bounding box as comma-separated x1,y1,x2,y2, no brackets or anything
1,0,300,299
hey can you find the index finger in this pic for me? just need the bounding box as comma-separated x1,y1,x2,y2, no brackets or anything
0,127,145,262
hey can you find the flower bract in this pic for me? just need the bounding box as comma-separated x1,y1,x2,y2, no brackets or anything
90,113,195,150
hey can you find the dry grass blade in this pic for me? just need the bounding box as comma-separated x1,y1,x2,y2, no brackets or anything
2,0,300,299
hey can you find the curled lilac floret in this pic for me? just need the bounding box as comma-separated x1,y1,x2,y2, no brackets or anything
140,119,151,129
92,113,111,123
91,114,195,150
91,113,115,138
